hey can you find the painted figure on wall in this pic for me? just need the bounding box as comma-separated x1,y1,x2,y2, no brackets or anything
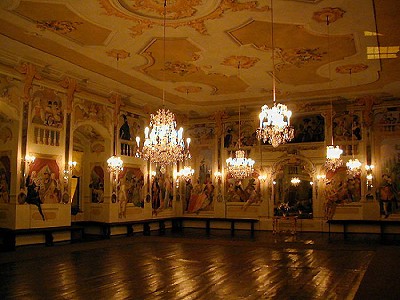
25,173,45,220
186,176,215,213
225,176,260,205
223,121,257,148
118,179,128,218
377,174,399,218
151,176,161,212
290,115,325,143
26,158,61,204
119,166,144,208
0,156,11,203
324,167,362,219
89,166,104,203
31,89,63,128
119,113,143,156
332,113,362,142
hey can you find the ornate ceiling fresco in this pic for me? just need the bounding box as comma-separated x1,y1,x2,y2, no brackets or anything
0,0,399,119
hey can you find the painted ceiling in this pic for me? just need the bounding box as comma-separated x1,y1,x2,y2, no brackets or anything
0,0,399,119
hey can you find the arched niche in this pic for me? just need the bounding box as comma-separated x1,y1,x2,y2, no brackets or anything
71,122,109,211
271,155,316,218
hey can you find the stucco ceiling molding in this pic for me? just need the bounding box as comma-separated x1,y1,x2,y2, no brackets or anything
12,1,112,46
100,0,269,36
175,86,203,94
221,55,260,69
312,7,345,24
335,64,368,74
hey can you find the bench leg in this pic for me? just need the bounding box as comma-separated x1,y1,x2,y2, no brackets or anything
102,225,111,239
159,221,165,236
172,219,182,233
127,225,134,237
45,232,54,246
250,222,255,238
206,220,210,236
143,223,151,236
3,232,16,251
231,221,235,237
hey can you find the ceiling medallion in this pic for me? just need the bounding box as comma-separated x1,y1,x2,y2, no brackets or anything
175,86,202,93
312,7,345,24
100,0,268,36
106,49,131,60
221,56,260,69
335,64,368,74
36,20,83,34
275,47,325,69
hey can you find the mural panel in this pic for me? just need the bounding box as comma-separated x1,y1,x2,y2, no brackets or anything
223,120,257,148
89,165,105,203
333,112,362,142
151,166,173,215
324,167,362,219
289,114,325,143
0,155,11,203
26,157,62,204
119,112,144,156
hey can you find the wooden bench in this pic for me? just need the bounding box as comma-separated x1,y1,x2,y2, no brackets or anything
327,219,400,242
74,218,171,239
0,225,84,251
173,217,259,238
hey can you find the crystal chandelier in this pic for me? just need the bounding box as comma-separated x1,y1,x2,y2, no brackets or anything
226,98,255,180
325,145,343,171
346,158,362,176
256,0,294,148
137,0,190,174
107,155,124,174
226,149,255,180
140,108,190,173
257,103,294,148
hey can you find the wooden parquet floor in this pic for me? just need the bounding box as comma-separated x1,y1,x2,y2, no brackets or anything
0,229,398,300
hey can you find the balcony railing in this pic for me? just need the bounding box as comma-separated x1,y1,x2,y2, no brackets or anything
33,124,61,146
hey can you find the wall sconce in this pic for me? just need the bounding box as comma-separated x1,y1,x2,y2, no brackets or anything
214,171,222,181
291,177,300,186
258,174,267,182
68,161,77,170
365,164,374,190
64,161,78,181
175,166,194,190
150,171,157,178
25,154,36,166
316,174,326,181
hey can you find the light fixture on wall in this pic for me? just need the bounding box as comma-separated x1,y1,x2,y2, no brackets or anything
365,164,374,189
324,15,343,171
137,0,190,174
107,155,124,174
24,154,36,166
291,177,300,186
226,91,255,180
177,165,195,182
256,0,294,148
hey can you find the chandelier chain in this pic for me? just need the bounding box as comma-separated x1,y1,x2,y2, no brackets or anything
256,0,294,148
324,14,343,171
137,0,190,173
